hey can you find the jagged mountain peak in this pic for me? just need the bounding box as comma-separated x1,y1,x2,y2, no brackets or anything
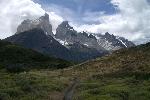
88,34,97,40
5,28,74,61
40,13,49,20
60,21,69,26
55,21,135,52
16,13,53,36
94,32,135,51
21,19,31,24
105,32,111,36
12,14,135,62
58,21,74,31
104,32,115,39
55,21,76,40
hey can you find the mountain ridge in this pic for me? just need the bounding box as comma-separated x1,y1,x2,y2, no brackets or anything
0,39,73,72
55,20,135,51
5,14,135,62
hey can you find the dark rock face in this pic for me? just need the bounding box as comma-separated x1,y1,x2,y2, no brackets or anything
67,42,107,62
55,21,108,62
96,32,135,51
55,21,76,39
5,29,105,62
17,13,54,36
55,21,106,52
5,28,73,61
7,14,135,63
55,21,135,52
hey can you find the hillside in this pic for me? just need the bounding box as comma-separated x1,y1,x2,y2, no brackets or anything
62,42,150,100
4,28,76,62
0,40,72,72
0,42,150,100
65,42,150,77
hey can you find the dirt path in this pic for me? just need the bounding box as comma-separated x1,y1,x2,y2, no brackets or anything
63,78,79,100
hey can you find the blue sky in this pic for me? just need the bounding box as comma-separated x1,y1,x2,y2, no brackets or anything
0,0,150,44
34,0,118,25
35,0,117,15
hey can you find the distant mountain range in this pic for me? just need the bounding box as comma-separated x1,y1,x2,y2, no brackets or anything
55,21,135,51
4,13,135,62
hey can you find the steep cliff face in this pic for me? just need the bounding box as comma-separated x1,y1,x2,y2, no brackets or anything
95,32,135,51
55,21,135,52
55,21,105,51
5,28,73,61
5,28,106,62
7,14,135,62
17,13,53,36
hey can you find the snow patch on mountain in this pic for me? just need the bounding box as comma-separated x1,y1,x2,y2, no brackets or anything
55,38,69,46
118,38,127,47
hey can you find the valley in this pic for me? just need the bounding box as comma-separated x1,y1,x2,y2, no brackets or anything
0,3,149,99
0,40,150,100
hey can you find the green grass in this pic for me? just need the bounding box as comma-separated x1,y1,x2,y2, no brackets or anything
73,76,150,100
0,70,70,100
0,41,150,100
1,69,150,100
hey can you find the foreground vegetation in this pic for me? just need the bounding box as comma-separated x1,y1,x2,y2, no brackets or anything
0,69,150,100
0,42,150,100
0,69,69,100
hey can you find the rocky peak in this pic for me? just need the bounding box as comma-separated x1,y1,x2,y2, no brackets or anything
60,21,69,27
21,19,31,24
80,31,89,37
88,34,97,40
40,13,49,21
55,21,76,39
95,32,135,51
59,21,74,30
104,32,115,39
105,32,111,36
16,13,53,36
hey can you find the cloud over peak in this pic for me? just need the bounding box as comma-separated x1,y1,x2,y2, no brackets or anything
0,0,45,38
0,0,150,44
0,0,64,38
73,0,150,44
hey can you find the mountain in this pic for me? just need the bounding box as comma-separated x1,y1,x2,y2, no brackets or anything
5,28,74,61
17,13,54,36
66,42,107,62
5,28,105,62
95,32,135,51
0,39,73,72
55,21,108,61
6,14,135,63
55,21,135,51
55,21,106,51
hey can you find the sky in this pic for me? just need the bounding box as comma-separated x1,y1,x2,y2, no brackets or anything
0,0,150,44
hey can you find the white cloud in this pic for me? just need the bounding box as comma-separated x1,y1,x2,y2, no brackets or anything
0,0,150,44
72,0,150,44
45,4,76,23
0,0,45,39
0,0,64,38
47,12,64,34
